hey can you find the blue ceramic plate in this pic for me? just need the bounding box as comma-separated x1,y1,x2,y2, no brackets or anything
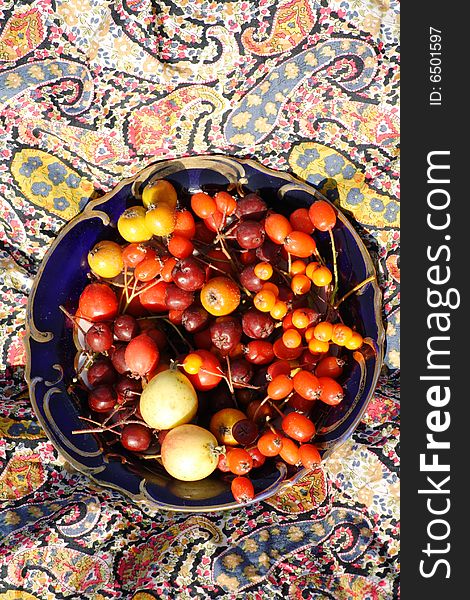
25,155,384,512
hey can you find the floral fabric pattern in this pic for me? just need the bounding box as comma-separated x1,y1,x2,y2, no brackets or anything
0,1,399,598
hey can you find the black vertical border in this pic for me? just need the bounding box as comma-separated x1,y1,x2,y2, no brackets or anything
401,2,468,597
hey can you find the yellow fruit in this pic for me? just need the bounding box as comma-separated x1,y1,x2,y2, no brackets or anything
209,408,247,446
142,179,178,209
117,206,152,242
139,369,198,430
200,277,241,317
145,203,176,237
161,424,219,481
87,240,123,278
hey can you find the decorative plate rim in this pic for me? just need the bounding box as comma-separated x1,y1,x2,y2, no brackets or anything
24,154,385,512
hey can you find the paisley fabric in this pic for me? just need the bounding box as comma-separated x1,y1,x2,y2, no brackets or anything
0,1,399,598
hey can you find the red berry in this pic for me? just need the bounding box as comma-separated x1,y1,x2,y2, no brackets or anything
231,476,255,504
318,376,344,405
257,431,283,457
78,283,119,322
217,453,231,472
315,356,344,379
299,444,322,469
292,370,322,401
308,200,336,231
124,333,159,376
185,349,223,391
246,445,266,468
226,447,253,475
88,385,116,413
281,412,316,443
244,340,275,365
121,423,152,452
85,322,114,352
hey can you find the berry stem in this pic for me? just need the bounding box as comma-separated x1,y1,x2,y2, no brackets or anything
274,267,291,286
123,266,130,303
225,355,235,394
313,248,325,266
72,417,149,436
123,276,162,313
138,453,162,460
251,395,270,422
103,405,136,427
333,275,376,309
75,352,96,378
222,220,241,238
162,318,193,351
59,305,88,336
266,419,278,435
193,254,229,276
328,228,339,305
269,400,285,419
278,392,294,410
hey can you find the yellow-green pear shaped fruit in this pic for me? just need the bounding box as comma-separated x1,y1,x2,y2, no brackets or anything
161,424,219,481
139,369,198,430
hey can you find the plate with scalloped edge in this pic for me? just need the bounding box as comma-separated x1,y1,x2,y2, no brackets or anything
25,155,385,512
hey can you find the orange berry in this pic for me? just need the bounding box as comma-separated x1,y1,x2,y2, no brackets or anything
311,266,332,287
308,339,329,354
284,231,316,258
254,262,273,281
305,262,320,280
134,256,163,282
279,437,301,465
304,327,315,342
204,210,225,232
292,308,311,329
290,259,306,276
299,444,322,469
289,208,315,234
161,256,178,282
308,200,336,232
267,374,294,400
331,324,353,346
214,191,237,215
345,331,364,350
174,209,196,239
262,282,279,297
183,353,203,374
291,274,311,295
314,321,334,342
270,300,288,320
168,235,194,259
265,213,293,244
200,277,241,317
282,329,302,349
191,192,216,219
254,289,277,312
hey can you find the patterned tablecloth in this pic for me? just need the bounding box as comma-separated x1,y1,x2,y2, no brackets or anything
0,1,399,598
